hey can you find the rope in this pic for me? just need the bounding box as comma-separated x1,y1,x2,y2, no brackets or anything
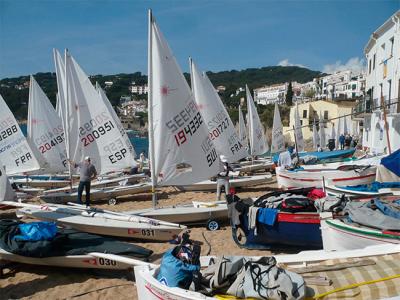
64,283,132,299
202,231,212,256
308,273,400,300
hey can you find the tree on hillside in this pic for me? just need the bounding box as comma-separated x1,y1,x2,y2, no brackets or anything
286,82,293,106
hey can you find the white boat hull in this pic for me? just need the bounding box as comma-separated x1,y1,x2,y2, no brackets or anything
42,174,148,194
320,215,400,251
276,166,376,189
40,183,152,204
18,206,185,242
0,248,133,270
177,174,272,191
129,202,228,224
134,244,400,300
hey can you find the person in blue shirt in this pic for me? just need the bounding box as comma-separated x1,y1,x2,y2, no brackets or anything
339,134,345,150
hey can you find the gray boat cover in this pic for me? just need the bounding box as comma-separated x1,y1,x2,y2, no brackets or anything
0,219,153,258
344,201,400,231
192,256,305,300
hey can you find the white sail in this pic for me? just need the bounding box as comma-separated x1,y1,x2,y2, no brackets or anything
336,114,342,148
246,85,268,156
294,102,304,152
0,94,40,174
96,82,136,159
148,13,220,186
190,59,247,163
330,122,336,140
0,163,15,201
238,105,248,149
271,102,285,153
27,76,67,173
319,112,326,148
64,51,136,174
312,119,320,150
343,114,348,135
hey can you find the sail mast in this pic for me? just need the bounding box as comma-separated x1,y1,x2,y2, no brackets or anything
148,9,157,208
64,49,73,191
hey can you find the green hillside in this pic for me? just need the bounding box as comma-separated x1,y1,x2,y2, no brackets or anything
0,66,322,123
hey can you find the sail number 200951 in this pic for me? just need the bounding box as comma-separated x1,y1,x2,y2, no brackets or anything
81,121,115,147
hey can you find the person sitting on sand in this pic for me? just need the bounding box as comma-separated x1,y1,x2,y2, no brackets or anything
69,156,97,207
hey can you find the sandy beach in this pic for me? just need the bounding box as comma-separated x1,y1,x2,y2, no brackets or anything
0,180,287,300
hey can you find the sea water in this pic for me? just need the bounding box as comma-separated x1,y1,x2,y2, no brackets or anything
19,124,149,158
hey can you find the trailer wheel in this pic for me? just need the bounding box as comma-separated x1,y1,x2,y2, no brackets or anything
108,198,117,205
206,220,220,231
234,226,247,246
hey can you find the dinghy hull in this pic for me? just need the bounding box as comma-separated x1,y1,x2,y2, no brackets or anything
320,217,400,251
276,166,376,189
237,212,322,248
18,207,185,242
177,174,272,191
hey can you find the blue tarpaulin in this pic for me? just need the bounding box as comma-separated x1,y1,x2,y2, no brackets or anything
343,182,400,192
272,148,355,164
257,208,278,226
381,149,400,177
13,222,57,242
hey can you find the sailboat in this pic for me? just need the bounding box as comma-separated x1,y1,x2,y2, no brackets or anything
0,94,41,175
12,76,70,189
312,118,320,150
190,59,247,163
188,59,271,177
245,85,268,157
127,11,232,229
40,50,151,204
271,102,285,157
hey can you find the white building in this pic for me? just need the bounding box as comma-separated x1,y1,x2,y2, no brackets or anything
364,10,400,113
254,81,302,105
129,84,148,95
314,71,365,100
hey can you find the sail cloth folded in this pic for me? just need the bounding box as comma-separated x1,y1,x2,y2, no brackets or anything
191,256,305,300
345,201,400,231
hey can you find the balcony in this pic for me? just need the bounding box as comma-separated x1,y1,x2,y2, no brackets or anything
353,97,398,117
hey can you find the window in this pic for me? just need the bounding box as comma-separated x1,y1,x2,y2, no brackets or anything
373,54,376,70
369,59,372,74
352,84,356,90
303,110,307,118
324,111,328,120
390,37,394,56
388,80,392,102
300,120,303,125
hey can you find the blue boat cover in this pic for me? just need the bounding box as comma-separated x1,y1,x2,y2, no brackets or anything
257,208,278,226
381,148,400,177
272,148,355,163
342,181,400,192
13,222,57,242
370,199,400,220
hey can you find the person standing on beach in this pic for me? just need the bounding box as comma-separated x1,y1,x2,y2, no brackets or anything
69,156,97,207
339,134,345,150
216,155,232,201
